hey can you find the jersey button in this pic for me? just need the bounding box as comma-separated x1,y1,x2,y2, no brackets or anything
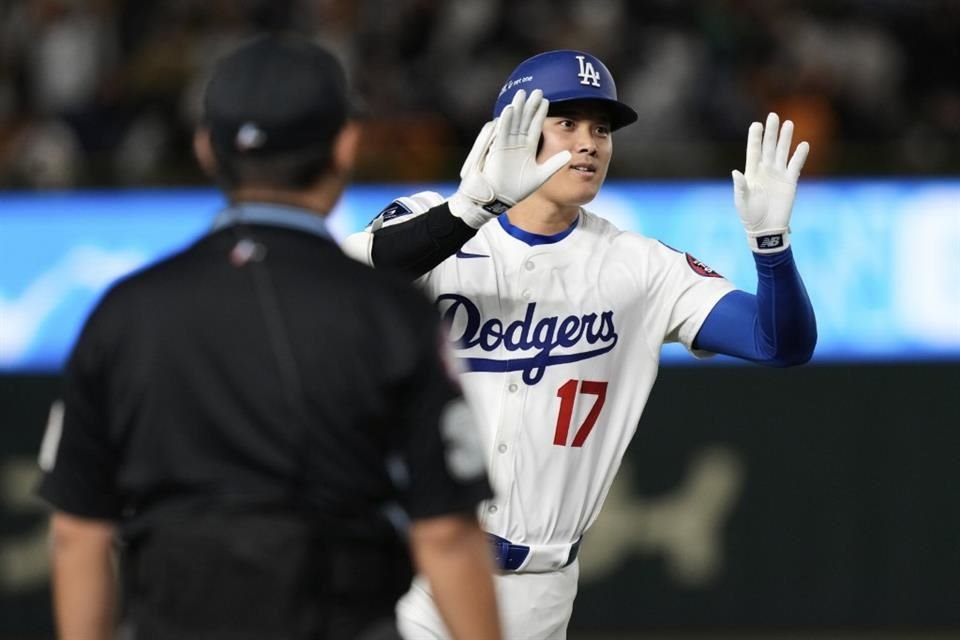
488,505,498,514
524,260,535,271
498,443,508,453
521,289,533,300
507,383,518,393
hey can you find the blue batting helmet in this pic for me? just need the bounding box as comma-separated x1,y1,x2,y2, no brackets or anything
493,50,638,131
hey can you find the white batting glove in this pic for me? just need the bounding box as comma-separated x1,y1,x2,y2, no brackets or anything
449,89,571,228
732,112,810,254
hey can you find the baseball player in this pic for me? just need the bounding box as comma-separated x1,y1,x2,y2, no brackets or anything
343,50,817,639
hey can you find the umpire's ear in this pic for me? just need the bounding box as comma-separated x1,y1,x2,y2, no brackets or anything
331,121,362,176
193,128,217,178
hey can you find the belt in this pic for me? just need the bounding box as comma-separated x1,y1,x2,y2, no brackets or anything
488,534,581,573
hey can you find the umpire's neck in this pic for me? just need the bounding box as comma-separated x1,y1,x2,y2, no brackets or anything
228,181,342,217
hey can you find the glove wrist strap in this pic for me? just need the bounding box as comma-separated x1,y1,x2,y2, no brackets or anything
746,228,791,254
449,191,511,229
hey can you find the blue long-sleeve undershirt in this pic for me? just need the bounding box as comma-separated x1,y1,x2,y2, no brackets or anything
692,248,817,366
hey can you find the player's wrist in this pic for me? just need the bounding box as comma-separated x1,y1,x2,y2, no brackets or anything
745,227,791,254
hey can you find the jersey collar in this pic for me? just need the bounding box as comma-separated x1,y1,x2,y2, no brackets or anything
211,202,332,240
497,211,579,246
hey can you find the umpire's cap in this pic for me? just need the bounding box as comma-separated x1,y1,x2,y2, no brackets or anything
203,34,362,156
493,50,638,131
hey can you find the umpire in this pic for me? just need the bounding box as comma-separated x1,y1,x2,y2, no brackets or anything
35,34,501,640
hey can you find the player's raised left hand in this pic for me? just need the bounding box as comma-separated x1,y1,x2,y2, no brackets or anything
731,112,810,254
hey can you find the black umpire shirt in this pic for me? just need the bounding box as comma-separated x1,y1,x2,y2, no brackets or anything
36,202,492,638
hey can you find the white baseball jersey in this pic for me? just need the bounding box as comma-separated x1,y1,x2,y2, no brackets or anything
369,193,735,548
352,192,736,639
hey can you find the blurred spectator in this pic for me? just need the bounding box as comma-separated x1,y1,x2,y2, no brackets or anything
1,0,119,187
0,0,956,187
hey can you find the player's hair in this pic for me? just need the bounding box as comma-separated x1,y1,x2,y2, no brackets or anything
210,143,334,191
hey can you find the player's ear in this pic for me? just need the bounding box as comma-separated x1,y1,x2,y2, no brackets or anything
331,121,362,176
193,127,218,178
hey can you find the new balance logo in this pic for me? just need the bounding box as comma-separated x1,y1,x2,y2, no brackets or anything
576,55,601,87
757,234,783,249
482,200,511,215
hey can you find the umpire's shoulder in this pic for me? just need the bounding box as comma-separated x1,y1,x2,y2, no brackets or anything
89,239,192,306
341,257,442,367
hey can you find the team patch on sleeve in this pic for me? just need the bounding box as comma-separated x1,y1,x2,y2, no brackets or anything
685,253,723,278
367,199,414,227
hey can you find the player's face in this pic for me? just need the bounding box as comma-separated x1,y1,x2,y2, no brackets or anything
535,103,613,208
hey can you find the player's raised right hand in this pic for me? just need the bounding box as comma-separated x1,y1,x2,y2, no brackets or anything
733,113,810,253
449,89,571,228
732,112,810,254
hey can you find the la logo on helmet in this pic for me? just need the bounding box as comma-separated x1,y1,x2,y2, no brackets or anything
576,55,601,87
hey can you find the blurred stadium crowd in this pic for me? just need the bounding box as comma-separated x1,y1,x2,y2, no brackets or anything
0,0,957,188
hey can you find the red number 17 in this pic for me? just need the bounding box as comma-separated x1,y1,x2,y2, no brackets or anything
553,379,608,447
